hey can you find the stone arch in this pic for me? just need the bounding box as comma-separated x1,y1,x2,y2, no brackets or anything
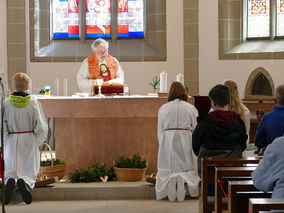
245,67,275,99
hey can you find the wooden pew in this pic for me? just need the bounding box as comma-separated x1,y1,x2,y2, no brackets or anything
200,157,261,213
243,98,275,112
249,198,284,213
236,191,272,213
228,180,257,213
228,180,272,213
214,166,257,213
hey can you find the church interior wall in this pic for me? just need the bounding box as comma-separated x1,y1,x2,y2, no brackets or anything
1,0,283,96
0,0,7,82
25,0,184,96
199,0,283,98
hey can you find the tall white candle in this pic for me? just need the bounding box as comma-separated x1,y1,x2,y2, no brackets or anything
55,78,60,96
63,79,68,96
176,73,184,85
28,79,32,94
160,71,167,93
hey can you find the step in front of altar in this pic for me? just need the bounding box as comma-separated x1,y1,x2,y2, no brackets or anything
30,181,156,201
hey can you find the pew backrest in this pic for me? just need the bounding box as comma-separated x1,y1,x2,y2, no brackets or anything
214,166,257,213
248,198,284,213
200,157,261,213
243,98,274,112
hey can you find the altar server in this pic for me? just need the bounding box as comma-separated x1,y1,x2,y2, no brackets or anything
3,73,48,205
77,38,124,93
156,82,200,202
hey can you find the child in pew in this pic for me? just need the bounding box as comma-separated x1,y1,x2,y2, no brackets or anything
192,84,247,195
192,84,248,175
3,73,48,205
223,80,250,148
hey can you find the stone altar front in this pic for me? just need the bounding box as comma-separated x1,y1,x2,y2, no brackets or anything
38,96,194,176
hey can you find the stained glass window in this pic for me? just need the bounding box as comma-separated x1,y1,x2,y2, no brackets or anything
85,0,111,38
247,0,270,38
52,0,79,39
117,0,144,38
277,0,284,36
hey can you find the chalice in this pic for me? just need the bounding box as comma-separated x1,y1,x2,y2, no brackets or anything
96,78,104,97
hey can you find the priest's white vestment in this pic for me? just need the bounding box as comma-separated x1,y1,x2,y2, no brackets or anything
155,99,200,200
3,97,48,189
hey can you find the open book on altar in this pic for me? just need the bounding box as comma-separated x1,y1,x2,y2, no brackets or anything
93,83,124,95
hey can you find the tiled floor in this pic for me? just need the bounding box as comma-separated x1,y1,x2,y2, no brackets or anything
6,199,199,213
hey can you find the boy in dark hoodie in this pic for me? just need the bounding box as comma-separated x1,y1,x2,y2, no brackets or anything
192,84,247,176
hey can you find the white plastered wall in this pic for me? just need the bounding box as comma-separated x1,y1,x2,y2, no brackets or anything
25,0,184,96
0,0,7,82
199,0,284,98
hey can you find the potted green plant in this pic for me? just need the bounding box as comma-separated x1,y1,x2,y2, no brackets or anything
149,76,160,93
114,153,147,182
69,160,115,183
38,143,66,181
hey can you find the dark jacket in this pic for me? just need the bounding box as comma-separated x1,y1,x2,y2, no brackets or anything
192,110,248,176
254,106,284,148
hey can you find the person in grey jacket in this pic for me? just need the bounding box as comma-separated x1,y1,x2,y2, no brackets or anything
252,135,284,198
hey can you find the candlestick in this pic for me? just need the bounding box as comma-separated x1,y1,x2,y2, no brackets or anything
176,73,184,85
63,79,68,96
55,78,60,96
28,79,32,94
160,71,167,93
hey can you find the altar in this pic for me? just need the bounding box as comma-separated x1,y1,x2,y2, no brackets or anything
38,96,194,176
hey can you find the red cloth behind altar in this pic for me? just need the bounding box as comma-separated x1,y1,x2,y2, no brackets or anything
193,96,211,118
94,84,124,95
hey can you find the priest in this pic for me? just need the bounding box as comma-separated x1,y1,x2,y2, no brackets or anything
77,38,124,93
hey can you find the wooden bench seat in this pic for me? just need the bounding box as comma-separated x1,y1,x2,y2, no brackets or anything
243,98,275,112
236,191,272,213
249,198,284,213
227,180,272,213
214,166,257,213
228,180,257,213
200,157,261,213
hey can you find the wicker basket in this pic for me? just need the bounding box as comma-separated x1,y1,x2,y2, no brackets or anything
114,166,147,182
38,142,66,181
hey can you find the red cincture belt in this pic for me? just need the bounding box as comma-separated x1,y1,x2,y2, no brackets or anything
165,128,189,131
9,130,34,134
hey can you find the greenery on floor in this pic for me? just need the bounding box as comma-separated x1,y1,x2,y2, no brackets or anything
114,153,147,169
69,161,115,182
40,158,65,167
